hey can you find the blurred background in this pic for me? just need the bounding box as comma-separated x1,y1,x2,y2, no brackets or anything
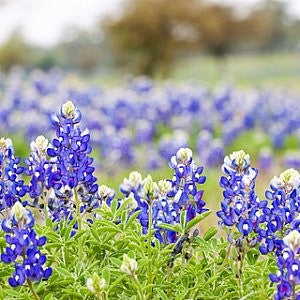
0,0,299,228
0,0,300,86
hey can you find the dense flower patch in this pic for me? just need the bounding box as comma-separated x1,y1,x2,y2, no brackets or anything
0,100,299,300
0,70,299,172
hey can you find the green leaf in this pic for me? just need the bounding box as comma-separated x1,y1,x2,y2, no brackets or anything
91,227,100,242
203,226,218,241
55,267,74,278
111,198,118,215
125,210,141,230
110,257,122,268
102,267,111,285
246,248,260,265
180,211,187,230
157,223,177,232
115,198,130,218
157,289,169,300
185,211,211,232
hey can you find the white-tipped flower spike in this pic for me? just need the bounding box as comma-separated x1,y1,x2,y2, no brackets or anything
223,150,250,173
126,192,138,210
128,171,143,189
98,185,113,199
270,169,300,192
142,175,155,200
242,167,257,187
11,202,27,222
30,135,49,156
283,230,300,253
0,137,13,154
61,100,76,118
157,179,172,196
176,148,193,165
121,171,142,190
120,254,138,277
86,273,106,297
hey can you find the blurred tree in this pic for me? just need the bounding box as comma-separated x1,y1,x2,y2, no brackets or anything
0,31,29,71
103,0,198,77
103,0,276,77
56,28,103,72
247,0,290,51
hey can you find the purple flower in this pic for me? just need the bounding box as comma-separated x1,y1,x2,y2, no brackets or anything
1,202,52,287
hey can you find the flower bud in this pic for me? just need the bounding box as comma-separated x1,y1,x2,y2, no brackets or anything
11,202,27,222
0,137,13,154
224,150,250,172
176,148,193,165
120,254,138,277
157,179,172,196
270,169,300,192
61,100,76,118
30,135,49,156
283,230,300,253
142,175,155,200
98,185,114,199
86,273,106,296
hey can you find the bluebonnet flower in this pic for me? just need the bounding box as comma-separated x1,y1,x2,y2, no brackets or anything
259,169,300,255
0,137,28,216
1,202,52,287
46,100,99,222
269,230,300,300
168,148,207,223
259,147,274,171
217,150,261,243
283,152,300,170
120,148,207,244
24,135,53,217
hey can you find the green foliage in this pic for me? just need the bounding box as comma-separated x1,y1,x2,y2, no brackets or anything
0,198,278,299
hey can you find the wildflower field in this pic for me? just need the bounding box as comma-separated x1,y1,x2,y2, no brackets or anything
0,69,299,300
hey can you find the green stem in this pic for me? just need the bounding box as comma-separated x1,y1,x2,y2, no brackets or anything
42,186,47,224
132,275,146,300
292,280,296,300
74,188,83,259
147,200,153,297
236,247,244,298
27,279,40,300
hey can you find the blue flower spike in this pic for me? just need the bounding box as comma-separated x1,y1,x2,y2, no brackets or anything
1,201,52,299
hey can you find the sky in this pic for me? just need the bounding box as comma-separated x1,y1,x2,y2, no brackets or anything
0,0,299,47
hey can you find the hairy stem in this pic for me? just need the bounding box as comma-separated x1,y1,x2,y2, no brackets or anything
27,279,40,300
132,275,146,300
74,187,83,259
147,200,153,297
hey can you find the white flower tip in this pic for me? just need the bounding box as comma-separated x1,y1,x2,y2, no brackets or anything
120,254,138,276
176,148,193,164
12,202,27,222
62,100,76,118
283,230,300,253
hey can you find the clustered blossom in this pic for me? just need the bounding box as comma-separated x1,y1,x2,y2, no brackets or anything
0,138,28,215
1,202,52,286
259,169,300,255
217,150,260,243
24,135,53,210
45,100,100,221
120,148,207,244
168,148,207,222
269,230,300,300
